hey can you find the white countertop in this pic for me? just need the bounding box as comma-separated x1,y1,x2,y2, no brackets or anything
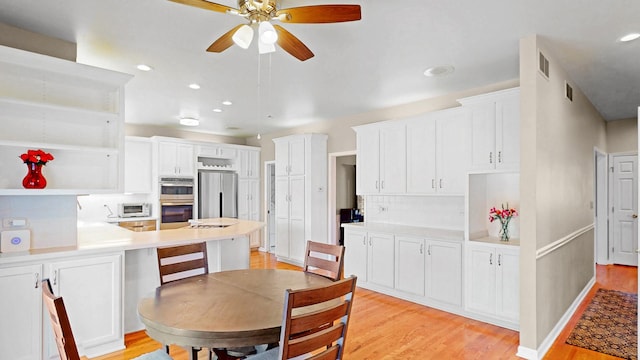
342,222,464,242
104,216,157,223
0,218,265,264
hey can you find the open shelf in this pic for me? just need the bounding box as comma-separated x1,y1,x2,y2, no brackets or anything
467,171,520,244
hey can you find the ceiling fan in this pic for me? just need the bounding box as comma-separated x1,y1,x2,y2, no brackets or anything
169,0,362,61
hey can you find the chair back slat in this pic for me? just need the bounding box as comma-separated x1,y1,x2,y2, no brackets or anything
303,241,345,281
42,279,81,360
278,275,357,360
157,242,209,285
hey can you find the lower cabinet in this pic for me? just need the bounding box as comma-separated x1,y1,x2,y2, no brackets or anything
465,243,519,326
0,251,124,360
0,264,43,360
46,253,124,359
344,229,463,313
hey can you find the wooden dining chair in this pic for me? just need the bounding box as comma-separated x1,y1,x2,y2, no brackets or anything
156,242,209,285
303,240,345,281
247,275,358,360
42,279,171,360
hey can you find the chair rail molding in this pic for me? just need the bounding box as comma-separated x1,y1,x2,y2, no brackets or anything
535,224,594,260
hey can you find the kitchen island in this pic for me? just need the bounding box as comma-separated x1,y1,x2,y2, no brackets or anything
0,218,265,360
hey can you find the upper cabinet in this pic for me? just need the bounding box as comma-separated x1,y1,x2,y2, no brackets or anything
124,137,152,194
0,45,132,195
458,88,520,172
275,136,306,177
157,141,194,177
406,107,471,195
355,122,406,195
237,149,260,179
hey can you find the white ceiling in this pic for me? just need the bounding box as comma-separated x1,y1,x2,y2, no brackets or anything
1,1,638,138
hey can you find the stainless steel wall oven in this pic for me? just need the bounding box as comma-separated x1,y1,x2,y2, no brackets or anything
159,177,194,229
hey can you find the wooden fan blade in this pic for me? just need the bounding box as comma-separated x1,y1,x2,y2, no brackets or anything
274,25,314,61
207,24,245,53
276,5,361,23
169,0,237,14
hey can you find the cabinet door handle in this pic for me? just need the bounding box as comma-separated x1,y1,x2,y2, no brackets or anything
53,269,58,286
498,254,502,266
498,151,502,163
35,273,39,289
489,253,493,265
375,180,379,190
439,179,443,189
362,237,366,246
381,180,385,189
369,239,372,246
420,244,423,254
431,179,435,189
428,245,431,255
489,152,493,164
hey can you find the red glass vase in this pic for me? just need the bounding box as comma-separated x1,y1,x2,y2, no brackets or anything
22,162,47,189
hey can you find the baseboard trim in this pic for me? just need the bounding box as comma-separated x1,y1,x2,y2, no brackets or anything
517,276,595,359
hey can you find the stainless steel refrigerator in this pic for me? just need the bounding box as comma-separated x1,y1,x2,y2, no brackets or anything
197,170,238,219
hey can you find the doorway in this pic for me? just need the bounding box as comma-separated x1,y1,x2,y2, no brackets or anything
328,151,359,246
264,161,276,253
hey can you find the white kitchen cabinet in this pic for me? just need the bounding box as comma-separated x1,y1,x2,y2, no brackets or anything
368,232,395,288
273,134,327,265
465,243,519,325
238,178,260,221
426,240,462,306
45,252,124,359
157,141,194,176
275,136,306,177
238,149,260,179
198,144,237,160
395,236,425,296
355,122,406,195
0,45,131,195
0,264,43,360
458,88,520,171
344,229,368,282
124,137,152,193
406,108,471,195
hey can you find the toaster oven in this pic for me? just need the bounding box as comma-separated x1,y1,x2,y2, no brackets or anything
118,203,151,218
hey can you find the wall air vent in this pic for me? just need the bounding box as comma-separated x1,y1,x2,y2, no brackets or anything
538,50,550,79
565,81,573,102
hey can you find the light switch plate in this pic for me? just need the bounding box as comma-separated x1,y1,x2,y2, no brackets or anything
1,229,31,252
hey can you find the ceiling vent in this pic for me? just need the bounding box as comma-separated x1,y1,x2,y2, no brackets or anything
538,50,550,79
565,81,573,102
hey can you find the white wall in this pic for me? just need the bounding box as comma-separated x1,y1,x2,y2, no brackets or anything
606,118,637,153
364,195,465,230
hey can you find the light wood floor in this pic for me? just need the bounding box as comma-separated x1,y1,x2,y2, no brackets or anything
91,251,636,360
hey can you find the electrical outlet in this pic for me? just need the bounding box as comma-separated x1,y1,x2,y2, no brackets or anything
3,218,28,228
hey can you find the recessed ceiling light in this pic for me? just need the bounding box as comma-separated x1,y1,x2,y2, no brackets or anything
189,83,201,90
179,117,199,126
136,64,152,71
424,65,455,77
225,126,240,130
213,108,223,113
222,100,233,106
620,33,640,42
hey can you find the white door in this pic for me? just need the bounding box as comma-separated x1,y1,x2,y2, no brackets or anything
469,102,496,170
379,123,407,194
436,108,471,194
496,247,520,322
356,127,380,194
344,230,368,282
406,115,437,194
496,94,520,170
611,154,638,266
427,240,462,306
368,232,394,288
466,244,496,315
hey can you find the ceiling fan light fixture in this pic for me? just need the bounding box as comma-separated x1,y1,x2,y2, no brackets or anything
259,21,278,44
179,117,200,126
232,24,254,49
259,39,276,54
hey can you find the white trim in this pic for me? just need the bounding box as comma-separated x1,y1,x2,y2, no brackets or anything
535,224,594,259
261,160,275,253
533,276,595,359
516,346,538,359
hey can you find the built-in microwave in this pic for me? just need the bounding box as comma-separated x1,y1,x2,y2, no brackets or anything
159,177,194,200
118,203,151,218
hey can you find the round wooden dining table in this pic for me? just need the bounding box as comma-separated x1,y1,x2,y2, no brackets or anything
138,269,332,357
